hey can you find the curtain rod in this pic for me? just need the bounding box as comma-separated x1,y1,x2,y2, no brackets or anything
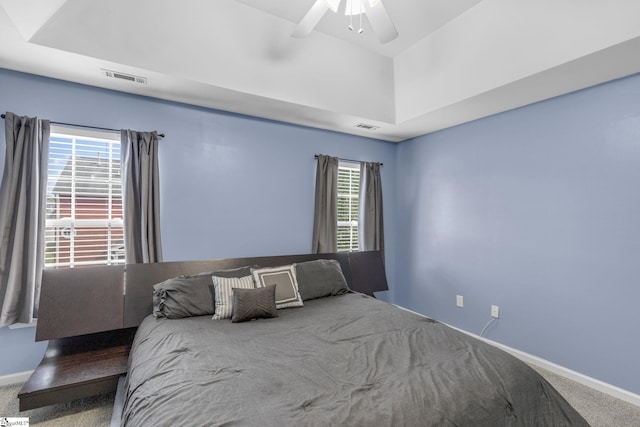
0,114,165,138
314,154,383,166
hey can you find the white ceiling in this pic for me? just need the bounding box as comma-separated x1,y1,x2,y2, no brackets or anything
1,0,640,142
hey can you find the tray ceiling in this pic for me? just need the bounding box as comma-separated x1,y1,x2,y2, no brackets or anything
1,0,640,142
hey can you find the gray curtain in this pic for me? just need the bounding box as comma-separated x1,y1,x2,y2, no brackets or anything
312,155,339,253
0,112,50,326
121,130,162,264
359,161,384,257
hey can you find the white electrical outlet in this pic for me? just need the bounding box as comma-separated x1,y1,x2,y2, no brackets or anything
456,295,464,307
491,305,499,318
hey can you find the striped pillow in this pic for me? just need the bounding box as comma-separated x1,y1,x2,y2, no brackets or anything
211,275,255,320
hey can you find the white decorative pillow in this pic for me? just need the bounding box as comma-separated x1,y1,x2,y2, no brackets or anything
211,275,255,320
252,265,304,309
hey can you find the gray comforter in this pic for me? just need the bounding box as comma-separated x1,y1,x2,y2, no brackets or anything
121,293,589,426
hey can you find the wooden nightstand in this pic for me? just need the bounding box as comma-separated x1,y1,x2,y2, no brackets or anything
18,328,135,411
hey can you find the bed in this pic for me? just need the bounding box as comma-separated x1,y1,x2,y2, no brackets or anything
117,256,589,426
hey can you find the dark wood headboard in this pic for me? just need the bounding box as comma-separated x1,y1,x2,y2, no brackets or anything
36,251,387,341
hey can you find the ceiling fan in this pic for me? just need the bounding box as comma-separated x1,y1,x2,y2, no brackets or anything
292,0,398,44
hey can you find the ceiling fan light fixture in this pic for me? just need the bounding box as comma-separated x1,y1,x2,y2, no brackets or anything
343,0,382,16
344,0,365,16
294,0,397,44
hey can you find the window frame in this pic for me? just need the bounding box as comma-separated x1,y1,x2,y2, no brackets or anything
336,161,360,252
44,125,125,269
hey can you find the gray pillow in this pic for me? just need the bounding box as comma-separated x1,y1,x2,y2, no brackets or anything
179,265,257,284
153,266,259,319
294,259,350,301
153,277,215,319
231,285,279,323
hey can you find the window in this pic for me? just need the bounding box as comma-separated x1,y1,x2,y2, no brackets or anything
336,162,360,252
45,127,124,268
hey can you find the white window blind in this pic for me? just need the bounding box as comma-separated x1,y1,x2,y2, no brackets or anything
337,163,360,252
45,128,124,268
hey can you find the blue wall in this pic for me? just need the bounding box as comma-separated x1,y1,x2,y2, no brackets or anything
0,69,397,376
395,73,640,394
0,327,47,377
2,67,640,397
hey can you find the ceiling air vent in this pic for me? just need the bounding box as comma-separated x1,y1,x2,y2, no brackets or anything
102,69,147,85
354,123,380,131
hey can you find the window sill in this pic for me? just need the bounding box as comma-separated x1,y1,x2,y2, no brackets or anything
8,320,37,329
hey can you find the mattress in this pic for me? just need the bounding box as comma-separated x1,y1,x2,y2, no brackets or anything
120,292,589,426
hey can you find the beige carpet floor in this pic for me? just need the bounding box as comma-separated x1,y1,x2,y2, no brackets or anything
1,367,639,426
0,385,114,426
528,365,640,427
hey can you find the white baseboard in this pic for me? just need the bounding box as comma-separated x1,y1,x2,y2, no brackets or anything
394,304,640,408
476,335,640,408
0,370,32,387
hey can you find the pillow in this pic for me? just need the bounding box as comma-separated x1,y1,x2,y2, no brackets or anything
294,259,350,301
211,275,255,320
177,265,258,290
153,277,215,319
252,265,304,309
153,266,259,319
231,285,279,323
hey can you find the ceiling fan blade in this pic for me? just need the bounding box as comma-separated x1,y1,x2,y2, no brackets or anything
363,0,398,44
292,0,331,38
